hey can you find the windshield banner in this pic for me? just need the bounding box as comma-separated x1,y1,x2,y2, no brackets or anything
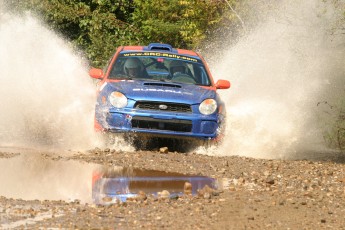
122,52,199,63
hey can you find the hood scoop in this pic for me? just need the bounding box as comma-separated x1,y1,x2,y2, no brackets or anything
143,82,181,88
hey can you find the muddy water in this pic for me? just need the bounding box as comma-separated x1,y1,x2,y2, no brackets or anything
0,148,217,204
0,148,95,203
92,167,217,204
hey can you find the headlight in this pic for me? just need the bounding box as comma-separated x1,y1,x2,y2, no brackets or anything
108,91,127,108
199,99,217,115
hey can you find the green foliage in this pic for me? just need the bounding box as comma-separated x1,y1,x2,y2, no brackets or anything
132,0,228,49
11,0,232,66
6,0,345,67
14,0,140,67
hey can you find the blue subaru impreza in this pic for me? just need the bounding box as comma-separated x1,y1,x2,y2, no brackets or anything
89,43,230,147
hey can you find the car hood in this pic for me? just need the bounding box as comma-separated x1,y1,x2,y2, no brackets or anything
104,80,215,104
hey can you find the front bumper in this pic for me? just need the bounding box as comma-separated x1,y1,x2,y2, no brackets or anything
95,107,223,140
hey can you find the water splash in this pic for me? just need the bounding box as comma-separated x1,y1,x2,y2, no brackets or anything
0,10,98,150
212,0,345,158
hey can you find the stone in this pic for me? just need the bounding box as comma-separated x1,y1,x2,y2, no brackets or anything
159,147,169,154
203,192,211,199
229,186,236,191
266,177,275,185
197,185,215,198
102,197,113,203
338,177,345,183
136,191,147,201
184,182,192,195
158,190,170,199
238,177,245,184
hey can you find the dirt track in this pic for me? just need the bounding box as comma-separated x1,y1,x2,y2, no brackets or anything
1,147,345,229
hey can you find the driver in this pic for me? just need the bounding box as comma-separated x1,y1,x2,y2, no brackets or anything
169,60,189,76
124,58,145,78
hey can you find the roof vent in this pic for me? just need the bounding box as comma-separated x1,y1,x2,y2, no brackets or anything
147,43,173,52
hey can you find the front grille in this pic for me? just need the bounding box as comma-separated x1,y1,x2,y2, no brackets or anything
134,101,192,113
131,116,192,132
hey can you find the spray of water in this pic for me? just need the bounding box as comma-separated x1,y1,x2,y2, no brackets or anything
0,8,111,203
211,0,345,158
1,1,344,159
0,10,98,150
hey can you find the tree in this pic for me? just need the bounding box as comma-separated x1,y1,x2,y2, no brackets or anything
12,0,139,67
8,0,236,66
132,0,228,49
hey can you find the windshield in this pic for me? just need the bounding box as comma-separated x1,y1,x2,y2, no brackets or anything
108,52,211,86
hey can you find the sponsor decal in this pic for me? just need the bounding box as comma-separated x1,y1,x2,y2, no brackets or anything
132,88,193,95
122,52,198,63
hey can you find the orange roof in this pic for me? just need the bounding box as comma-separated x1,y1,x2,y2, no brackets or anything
122,46,144,51
176,48,198,57
121,45,199,58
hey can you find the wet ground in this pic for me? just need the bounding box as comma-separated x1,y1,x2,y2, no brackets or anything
1,146,345,229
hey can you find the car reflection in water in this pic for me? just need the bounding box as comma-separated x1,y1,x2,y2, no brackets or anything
92,166,217,205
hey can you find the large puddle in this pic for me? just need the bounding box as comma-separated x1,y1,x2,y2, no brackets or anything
0,148,218,204
92,167,217,204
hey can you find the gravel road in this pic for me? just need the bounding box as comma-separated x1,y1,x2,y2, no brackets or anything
1,147,345,229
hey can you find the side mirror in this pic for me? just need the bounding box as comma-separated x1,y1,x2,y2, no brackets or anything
89,68,104,79
215,79,230,89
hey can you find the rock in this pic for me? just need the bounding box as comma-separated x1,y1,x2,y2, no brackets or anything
136,191,147,201
102,197,113,203
203,192,211,199
158,190,170,199
170,194,179,200
197,185,215,198
184,182,192,195
229,186,236,191
266,177,275,185
219,168,226,174
212,191,220,196
238,177,245,185
338,177,345,183
159,147,169,154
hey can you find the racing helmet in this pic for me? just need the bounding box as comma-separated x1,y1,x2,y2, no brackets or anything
169,60,188,75
124,58,142,76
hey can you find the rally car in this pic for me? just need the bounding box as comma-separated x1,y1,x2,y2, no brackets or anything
89,43,230,148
